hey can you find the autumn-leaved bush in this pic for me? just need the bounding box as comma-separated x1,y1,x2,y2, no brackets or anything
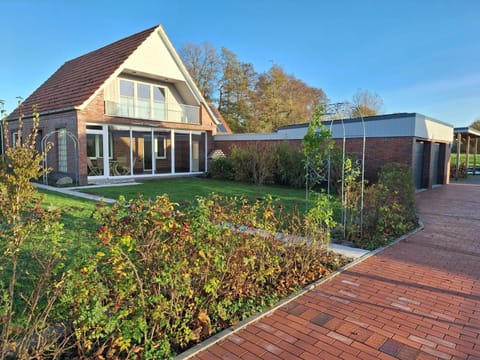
0,113,70,359
0,108,348,359
62,193,346,359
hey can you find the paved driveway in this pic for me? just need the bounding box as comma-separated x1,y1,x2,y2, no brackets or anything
183,182,480,360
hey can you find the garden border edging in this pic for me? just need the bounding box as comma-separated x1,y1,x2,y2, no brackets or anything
175,218,425,360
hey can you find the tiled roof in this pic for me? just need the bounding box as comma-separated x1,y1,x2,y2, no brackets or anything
10,25,158,118
208,103,233,134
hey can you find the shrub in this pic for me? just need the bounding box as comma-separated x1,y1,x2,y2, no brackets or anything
208,156,234,180
360,163,417,249
62,193,346,358
273,141,305,188
342,157,363,240
214,142,306,188
231,144,278,185
0,113,70,358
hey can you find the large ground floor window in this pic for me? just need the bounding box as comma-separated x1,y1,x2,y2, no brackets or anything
86,124,207,178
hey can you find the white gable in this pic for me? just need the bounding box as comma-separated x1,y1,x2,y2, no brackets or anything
123,29,184,81
79,25,218,124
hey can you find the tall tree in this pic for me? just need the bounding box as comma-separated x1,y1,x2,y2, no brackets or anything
179,42,221,102
218,48,257,133
351,89,384,117
470,119,480,131
180,43,328,133
250,66,326,132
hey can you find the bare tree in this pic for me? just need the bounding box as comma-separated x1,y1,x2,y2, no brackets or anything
179,42,221,101
351,89,384,117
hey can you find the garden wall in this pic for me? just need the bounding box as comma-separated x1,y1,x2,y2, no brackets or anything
213,113,454,189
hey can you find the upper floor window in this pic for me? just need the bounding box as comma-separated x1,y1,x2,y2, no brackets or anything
119,79,166,120
104,77,200,124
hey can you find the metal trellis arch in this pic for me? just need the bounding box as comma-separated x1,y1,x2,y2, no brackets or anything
41,130,79,185
305,102,366,240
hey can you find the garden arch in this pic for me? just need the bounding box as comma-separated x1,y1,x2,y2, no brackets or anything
305,103,366,239
41,130,79,185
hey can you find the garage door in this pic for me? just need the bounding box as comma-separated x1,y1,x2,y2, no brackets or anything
432,142,440,185
414,141,424,189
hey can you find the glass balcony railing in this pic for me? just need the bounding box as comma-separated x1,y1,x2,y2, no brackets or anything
105,101,200,125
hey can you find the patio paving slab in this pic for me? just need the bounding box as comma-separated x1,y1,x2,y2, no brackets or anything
181,182,480,360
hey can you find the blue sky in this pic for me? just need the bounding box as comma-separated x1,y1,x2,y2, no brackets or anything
1,0,479,127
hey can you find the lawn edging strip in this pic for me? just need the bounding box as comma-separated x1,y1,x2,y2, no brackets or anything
35,183,117,203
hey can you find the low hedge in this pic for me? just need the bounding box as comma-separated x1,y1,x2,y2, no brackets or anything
60,193,347,358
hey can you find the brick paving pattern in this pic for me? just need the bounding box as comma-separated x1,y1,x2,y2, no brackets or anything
186,182,480,360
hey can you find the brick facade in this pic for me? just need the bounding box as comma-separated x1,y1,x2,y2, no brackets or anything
339,137,413,182
212,136,451,188
7,110,80,181
5,25,222,185
6,93,216,185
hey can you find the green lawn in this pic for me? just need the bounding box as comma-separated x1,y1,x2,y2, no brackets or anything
39,189,101,264
452,153,480,167
38,177,310,245
81,177,309,213
37,178,311,268
39,189,98,231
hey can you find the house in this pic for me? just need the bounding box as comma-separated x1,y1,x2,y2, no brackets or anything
214,113,453,189
6,25,230,185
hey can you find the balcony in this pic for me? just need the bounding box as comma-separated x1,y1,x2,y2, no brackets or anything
105,101,200,125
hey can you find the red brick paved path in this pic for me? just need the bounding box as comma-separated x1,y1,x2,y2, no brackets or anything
187,183,480,360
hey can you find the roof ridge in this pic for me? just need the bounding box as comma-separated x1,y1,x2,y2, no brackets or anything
9,25,160,118
63,25,158,66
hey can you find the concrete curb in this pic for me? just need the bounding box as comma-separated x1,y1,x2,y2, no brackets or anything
35,181,425,360
34,183,117,204
175,221,425,360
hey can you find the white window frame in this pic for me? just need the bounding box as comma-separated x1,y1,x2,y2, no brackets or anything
86,131,113,159
119,78,167,120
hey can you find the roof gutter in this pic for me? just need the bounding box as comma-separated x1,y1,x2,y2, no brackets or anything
7,106,76,121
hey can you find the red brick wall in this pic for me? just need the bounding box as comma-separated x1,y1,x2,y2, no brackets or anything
7,110,80,181
213,137,414,183
75,90,218,183
213,136,452,187
338,137,414,181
